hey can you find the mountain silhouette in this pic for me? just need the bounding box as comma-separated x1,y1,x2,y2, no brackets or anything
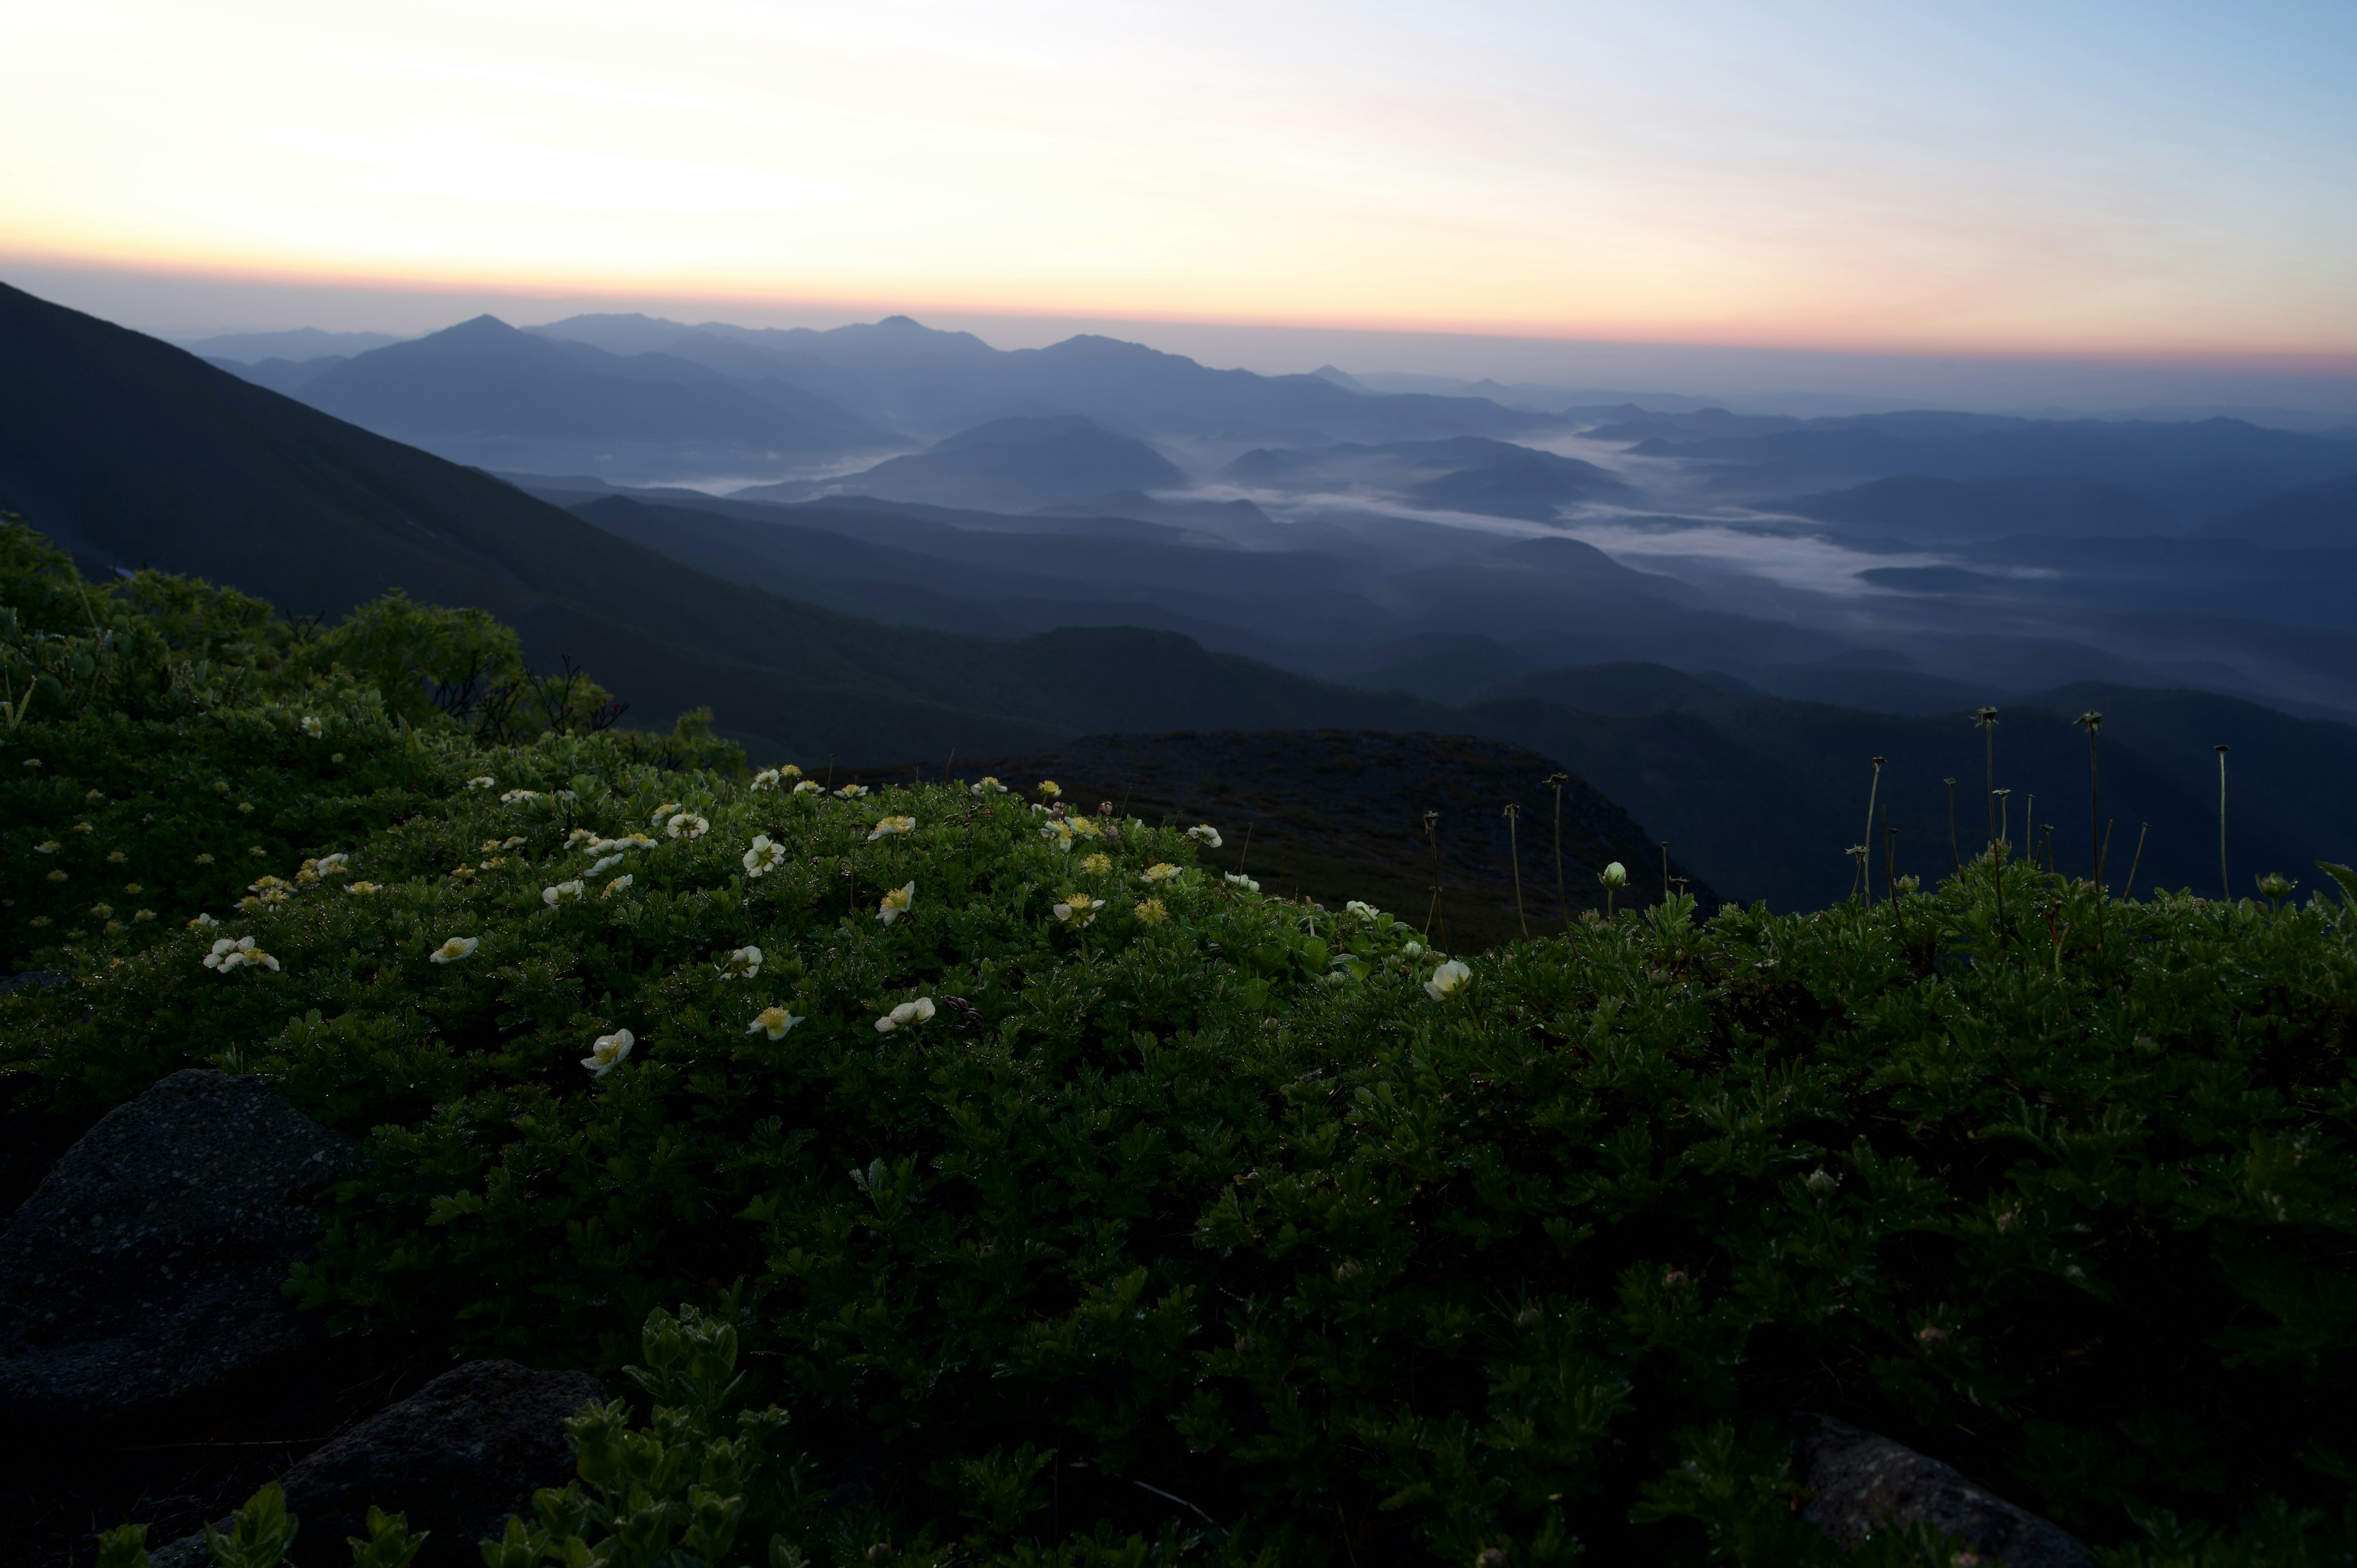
2193,471,2357,549
0,280,1459,760
740,415,1189,511
287,315,894,475
1776,474,2173,540
535,314,1555,443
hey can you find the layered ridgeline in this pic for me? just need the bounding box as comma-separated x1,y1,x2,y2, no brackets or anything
4,527,2354,1566
0,283,1451,763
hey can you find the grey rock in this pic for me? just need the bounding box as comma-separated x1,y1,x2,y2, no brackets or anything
1798,1415,2095,1567
153,1359,605,1568
0,1069,354,1424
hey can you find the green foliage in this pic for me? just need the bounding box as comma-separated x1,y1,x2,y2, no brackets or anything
95,1523,152,1568
349,1507,430,1568
12,521,2353,1564
203,1481,299,1568
481,1298,815,1568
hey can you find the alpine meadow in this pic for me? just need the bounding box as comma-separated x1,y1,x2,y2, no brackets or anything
3,515,2353,1567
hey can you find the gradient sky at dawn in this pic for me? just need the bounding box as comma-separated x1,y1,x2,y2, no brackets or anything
5,0,2353,358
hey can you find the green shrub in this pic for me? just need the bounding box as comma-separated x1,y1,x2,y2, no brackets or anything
4,522,2353,1565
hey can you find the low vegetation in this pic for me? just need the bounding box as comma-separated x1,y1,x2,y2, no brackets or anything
4,519,2353,1567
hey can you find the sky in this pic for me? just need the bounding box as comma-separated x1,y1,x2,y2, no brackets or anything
5,0,2355,363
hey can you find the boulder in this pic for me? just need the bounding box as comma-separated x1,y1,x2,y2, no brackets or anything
1798,1415,2095,1568
0,1069,354,1427
153,1360,605,1568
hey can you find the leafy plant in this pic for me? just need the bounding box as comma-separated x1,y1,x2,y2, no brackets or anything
12,520,2351,1564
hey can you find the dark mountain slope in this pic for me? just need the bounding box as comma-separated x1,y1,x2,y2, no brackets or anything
2194,471,2357,549
207,355,347,397
937,729,1713,951
1776,474,2173,540
1600,412,2357,520
567,494,1350,662
1465,662,2357,908
0,281,1459,762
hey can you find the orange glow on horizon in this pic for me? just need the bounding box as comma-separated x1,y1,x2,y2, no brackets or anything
7,2,2353,368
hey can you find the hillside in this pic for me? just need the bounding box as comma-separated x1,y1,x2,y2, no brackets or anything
737,415,1190,510
535,312,1560,442
1774,474,2173,540
290,314,896,474
0,281,1462,762
2,525,2349,1566
2194,470,2357,548
1588,409,2357,521
917,730,1716,950
1463,662,2357,908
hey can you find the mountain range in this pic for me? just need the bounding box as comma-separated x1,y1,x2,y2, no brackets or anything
199,311,1565,480
13,276,2357,911
0,282,1449,760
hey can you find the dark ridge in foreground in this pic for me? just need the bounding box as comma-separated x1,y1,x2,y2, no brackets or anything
893,729,1717,951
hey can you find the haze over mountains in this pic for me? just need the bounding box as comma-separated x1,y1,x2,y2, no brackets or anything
14,277,2357,907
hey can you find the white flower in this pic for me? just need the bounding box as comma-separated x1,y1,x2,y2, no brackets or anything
792,780,823,797
1345,900,1380,920
542,880,586,906
346,881,380,894
751,768,782,791
875,997,936,1032
429,935,479,964
567,827,597,848
500,789,543,806
878,881,915,925
718,944,763,979
1402,940,1423,958
869,815,915,841
301,715,323,736
588,854,624,877
748,1005,803,1040
465,776,495,790
1053,892,1102,926
203,935,279,973
603,874,633,898
1600,861,1628,889
1223,873,1260,893
33,840,58,854
665,813,710,840
581,1029,634,1078
1142,862,1182,882
1041,822,1075,852
834,784,869,799
1035,780,1062,800
1186,825,1223,848
651,801,681,825
315,852,350,875
969,776,1008,795
1423,959,1472,1001
187,912,219,929
742,835,786,877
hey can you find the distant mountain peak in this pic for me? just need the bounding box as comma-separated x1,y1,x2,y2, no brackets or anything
875,315,926,329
